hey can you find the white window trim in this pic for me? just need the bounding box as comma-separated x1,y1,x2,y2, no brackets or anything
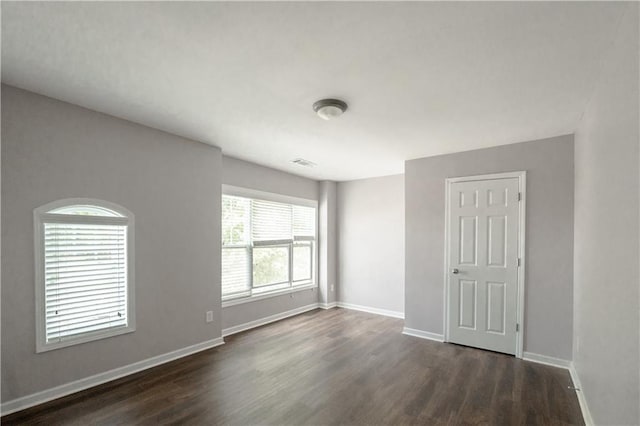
221,186,319,304
222,283,316,308
34,198,136,353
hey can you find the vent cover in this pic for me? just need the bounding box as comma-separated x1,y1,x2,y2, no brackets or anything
292,158,316,167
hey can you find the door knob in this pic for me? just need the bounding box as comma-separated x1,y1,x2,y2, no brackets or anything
451,268,459,274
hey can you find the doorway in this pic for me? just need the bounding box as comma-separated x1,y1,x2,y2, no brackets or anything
444,171,526,356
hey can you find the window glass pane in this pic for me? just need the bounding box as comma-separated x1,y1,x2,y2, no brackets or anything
293,243,312,282
222,196,250,245
253,246,289,286
222,248,249,296
49,205,122,217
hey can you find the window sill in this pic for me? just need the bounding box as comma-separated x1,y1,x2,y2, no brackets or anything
36,325,135,353
222,284,317,308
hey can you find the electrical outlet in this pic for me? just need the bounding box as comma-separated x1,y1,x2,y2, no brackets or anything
206,311,213,323
330,284,334,292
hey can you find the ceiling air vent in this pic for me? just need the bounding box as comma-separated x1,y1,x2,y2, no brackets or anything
292,158,316,167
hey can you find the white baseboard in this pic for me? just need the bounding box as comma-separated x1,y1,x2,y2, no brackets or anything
569,362,594,426
522,352,571,369
522,354,592,425
1,337,225,416
336,302,404,319
222,303,319,337
402,327,445,342
319,301,337,309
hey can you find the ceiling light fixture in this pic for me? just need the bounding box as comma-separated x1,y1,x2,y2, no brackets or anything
313,98,348,120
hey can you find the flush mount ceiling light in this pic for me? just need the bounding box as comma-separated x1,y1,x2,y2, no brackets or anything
313,98,348,120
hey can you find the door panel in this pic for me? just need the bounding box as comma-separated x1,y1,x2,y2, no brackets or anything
448,177,520,355
458,216,477,265
486,281,506,334
458,280,477,329
487,215,507,267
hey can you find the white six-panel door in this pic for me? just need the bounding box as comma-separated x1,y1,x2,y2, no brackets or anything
447,176,522,355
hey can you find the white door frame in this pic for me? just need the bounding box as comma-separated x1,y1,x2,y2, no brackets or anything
443,171,527,358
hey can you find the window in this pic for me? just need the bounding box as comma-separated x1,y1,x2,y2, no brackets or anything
34,199,135,352
222,191,316,301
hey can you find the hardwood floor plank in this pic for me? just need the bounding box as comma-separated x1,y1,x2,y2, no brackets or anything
2,308,584,425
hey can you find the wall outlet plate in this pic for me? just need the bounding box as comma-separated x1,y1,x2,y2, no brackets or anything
206,311,213,323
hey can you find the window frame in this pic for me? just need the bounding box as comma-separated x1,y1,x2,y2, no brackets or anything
221,186,318,306
34,198,136,353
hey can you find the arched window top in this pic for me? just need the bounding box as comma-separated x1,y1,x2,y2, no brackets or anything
36,198,133,221
49,204,123,217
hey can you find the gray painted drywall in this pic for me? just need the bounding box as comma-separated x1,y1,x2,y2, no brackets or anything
319,181,338,305
221,156,320,330
337,175,405,314
222,156,319,201
573,4,639,424
405,135,574,360
1,85,222,402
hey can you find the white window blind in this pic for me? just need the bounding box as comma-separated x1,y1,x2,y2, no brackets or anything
35,199,134,352
293,205,315,239
251,200,292,242
222,196,250,246
221,247,249,296
222,197,250,297
44,222,128,342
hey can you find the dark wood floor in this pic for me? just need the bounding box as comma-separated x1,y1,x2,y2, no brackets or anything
3,308,583,425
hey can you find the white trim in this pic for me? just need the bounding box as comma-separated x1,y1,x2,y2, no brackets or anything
0,337,224,416
522,352,571,369
443,171,527,358
569,362,594,426
222,303,319,337
319,301,337,309
402,327,445,342
336,302,404,319
222,284,316,308
222,184,318,208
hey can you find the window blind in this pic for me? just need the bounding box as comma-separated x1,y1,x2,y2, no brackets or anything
251,200,292,242
293,205,315,239
221,247,249,296
222,196,250,245
44,222,128,342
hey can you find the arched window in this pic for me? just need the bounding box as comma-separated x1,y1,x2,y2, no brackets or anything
34,198,135,352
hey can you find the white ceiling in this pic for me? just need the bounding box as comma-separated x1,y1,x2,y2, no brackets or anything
1,2,627,181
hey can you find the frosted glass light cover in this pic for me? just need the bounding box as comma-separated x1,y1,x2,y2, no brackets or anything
313,99,348,120
317,105,344,120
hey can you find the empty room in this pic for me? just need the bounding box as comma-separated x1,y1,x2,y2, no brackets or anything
1,1,638,425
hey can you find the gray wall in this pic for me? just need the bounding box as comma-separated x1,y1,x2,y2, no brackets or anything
337,175,405,315
222,156,319,201
405,135,574,360
221,156,320,330
1,85,222,402
573,3,639,424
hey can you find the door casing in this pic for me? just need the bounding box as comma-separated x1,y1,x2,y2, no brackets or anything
443,171,527,358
